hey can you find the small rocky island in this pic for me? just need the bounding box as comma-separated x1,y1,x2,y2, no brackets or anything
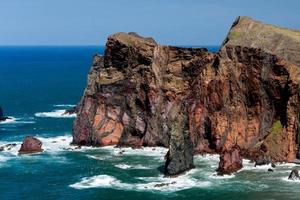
72,16,300,176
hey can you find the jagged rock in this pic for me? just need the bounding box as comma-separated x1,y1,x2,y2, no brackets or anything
63,106,77,115
217,147,243,175
19,136,43,154
164,104,194,176
288,168,300,180
73,17,300,175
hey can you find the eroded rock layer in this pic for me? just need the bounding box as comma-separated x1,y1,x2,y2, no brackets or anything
73,17,300,175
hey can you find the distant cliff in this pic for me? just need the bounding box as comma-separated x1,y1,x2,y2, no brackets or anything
73,17,300,175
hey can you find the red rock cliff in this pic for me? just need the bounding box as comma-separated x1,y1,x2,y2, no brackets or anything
73,17,300,175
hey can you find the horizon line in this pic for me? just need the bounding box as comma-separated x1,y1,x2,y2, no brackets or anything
0,44,220,47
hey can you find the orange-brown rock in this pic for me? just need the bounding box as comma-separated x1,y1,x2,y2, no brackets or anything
73,17,300,175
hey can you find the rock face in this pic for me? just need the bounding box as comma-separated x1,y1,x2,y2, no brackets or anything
19,136,43,154
73,17,300,175
217,146,243,175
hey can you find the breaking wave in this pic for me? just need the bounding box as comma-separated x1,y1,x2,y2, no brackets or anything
70,173,211,192
35,110,76,118
115,164,151,170
0,117,35,124
53,104,76,108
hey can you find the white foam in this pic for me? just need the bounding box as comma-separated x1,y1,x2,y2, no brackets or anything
109,146,168,159
281,177,300,183
115,164,131,169
70,175,129,189
115,164,152,170
0,117,35,124
0,155,10,162
70,174,211,192
136,175,211,192
35,110,76,118
209,172,235,179
36,135,73,152
241,159,297,172
87,155,110,161
53,104,76,108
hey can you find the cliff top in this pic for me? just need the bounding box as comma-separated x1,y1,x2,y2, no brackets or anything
222,16,300,65
108,32,157,46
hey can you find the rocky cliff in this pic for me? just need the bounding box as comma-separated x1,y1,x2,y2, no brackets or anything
73,17,300,175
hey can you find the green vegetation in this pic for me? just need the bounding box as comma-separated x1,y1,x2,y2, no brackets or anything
229,31,241,40
270,120,282,136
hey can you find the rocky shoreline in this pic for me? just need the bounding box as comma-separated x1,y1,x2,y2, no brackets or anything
72,16,300,176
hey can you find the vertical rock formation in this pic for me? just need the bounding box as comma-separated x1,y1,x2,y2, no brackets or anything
217,146,243,175
74,17,300,175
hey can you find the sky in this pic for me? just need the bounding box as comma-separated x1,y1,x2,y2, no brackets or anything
0,0,299,46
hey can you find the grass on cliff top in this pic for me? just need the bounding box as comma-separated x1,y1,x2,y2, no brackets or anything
233,17,300,43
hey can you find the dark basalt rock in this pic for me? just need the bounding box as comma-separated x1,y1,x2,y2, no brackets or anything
288,168,300,180
255,155,272,166
164,104,194,176
268,168,274,172
19,136,43,154
73,17,300,176
62,106,78,115
0,143,17,151
0,106,10,121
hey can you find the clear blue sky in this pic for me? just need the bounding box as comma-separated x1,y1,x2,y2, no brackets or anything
0,0,299,46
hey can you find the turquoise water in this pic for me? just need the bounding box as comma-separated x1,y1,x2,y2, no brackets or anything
0,46,299,200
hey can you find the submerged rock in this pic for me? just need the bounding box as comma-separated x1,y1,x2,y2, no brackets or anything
62,106,77,116
0,106,10,121
73,17,300,175
19,136,43,154
217,147,243,175
288,168,300,180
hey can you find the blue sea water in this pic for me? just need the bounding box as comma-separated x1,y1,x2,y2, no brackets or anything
0,46,299,200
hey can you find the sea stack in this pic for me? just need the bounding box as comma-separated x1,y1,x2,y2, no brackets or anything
73,16,300,175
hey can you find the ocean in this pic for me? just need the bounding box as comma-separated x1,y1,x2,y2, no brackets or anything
0,46,299,200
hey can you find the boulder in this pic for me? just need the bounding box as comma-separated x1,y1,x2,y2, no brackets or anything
288,168,300,180
217,147,243,175
19,136,43,154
